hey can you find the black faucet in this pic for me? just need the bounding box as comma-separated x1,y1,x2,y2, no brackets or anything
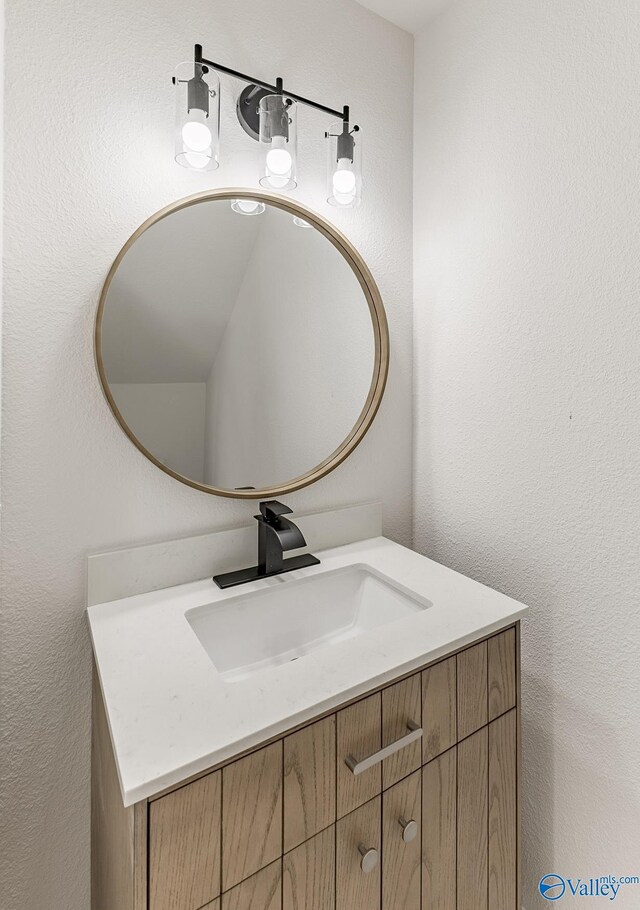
213,501,320,589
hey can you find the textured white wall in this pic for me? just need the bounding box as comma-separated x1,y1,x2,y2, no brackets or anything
414,1,640,906
0,1,413,907
355,0,452,35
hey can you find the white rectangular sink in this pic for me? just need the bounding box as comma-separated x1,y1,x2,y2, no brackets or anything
186,565,431,682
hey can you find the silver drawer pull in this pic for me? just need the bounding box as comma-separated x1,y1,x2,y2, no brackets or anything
358,844,379,873
345,722,422,775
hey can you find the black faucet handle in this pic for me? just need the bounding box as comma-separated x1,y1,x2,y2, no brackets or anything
259,500,294,523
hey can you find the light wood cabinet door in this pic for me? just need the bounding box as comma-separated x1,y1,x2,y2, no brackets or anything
489,710,517,910
382,771,421,910
284,716,336,852
222,742,283,890
222,861,282,910
422,748,456,910
422,656,457,763
457,641,488,740
458,726,489,910
283,827,335,910
336,797,381,910
149,772,221,910
488,629,516,721
382,676,422,789
337,693,382,817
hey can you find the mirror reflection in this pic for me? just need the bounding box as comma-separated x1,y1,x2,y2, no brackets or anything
99,198,378,493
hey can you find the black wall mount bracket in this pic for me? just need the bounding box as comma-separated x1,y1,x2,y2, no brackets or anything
188,43,357,137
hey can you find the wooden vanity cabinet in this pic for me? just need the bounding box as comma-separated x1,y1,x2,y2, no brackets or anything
92,624,520,910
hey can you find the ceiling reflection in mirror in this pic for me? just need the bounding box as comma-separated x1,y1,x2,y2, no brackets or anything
98,197,383,495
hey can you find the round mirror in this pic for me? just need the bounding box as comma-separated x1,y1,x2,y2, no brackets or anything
95,189,388,498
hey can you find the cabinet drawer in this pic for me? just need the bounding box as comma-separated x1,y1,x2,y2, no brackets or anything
222,742,283,890
488,628,516,720
336,797,381,910
422,656,457,762
337,693,381,817
382,675,422,788
149,771,221,910
284,716,336,851
222,860,281,910
382,771,421,910
457,641,488,740
283,827,335,910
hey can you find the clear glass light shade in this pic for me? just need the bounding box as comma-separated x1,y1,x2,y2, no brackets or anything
259,94,297,190
174,61,220,171
292,216,312,228
326,121,362,207
231,199,266,216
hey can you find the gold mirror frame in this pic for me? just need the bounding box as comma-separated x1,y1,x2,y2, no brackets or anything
94,188,389,499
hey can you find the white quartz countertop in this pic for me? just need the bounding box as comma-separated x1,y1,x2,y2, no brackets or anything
88,536,528,806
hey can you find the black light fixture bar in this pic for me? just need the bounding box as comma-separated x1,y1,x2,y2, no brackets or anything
194,44,350,124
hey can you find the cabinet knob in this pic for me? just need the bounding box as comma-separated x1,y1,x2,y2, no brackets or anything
358,844,379,873
399,817,418,843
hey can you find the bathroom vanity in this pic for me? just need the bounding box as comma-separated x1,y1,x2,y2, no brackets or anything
89,520,526,910
90,191,526,910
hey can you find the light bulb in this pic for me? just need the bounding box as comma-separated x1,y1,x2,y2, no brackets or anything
231,199,266,216
266,148,292,175
266,136,292,176
332,158,356,196
236,200,260,214
182,120,212,153
183,150,210,169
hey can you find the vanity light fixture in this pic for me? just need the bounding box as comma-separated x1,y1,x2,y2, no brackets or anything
173,45,361,204
326,119,361,208
259,87,297,190
231,199,266,216
292,216,312,228
173,59,220,170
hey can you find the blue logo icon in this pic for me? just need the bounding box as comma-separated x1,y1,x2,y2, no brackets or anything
540,874,566,900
